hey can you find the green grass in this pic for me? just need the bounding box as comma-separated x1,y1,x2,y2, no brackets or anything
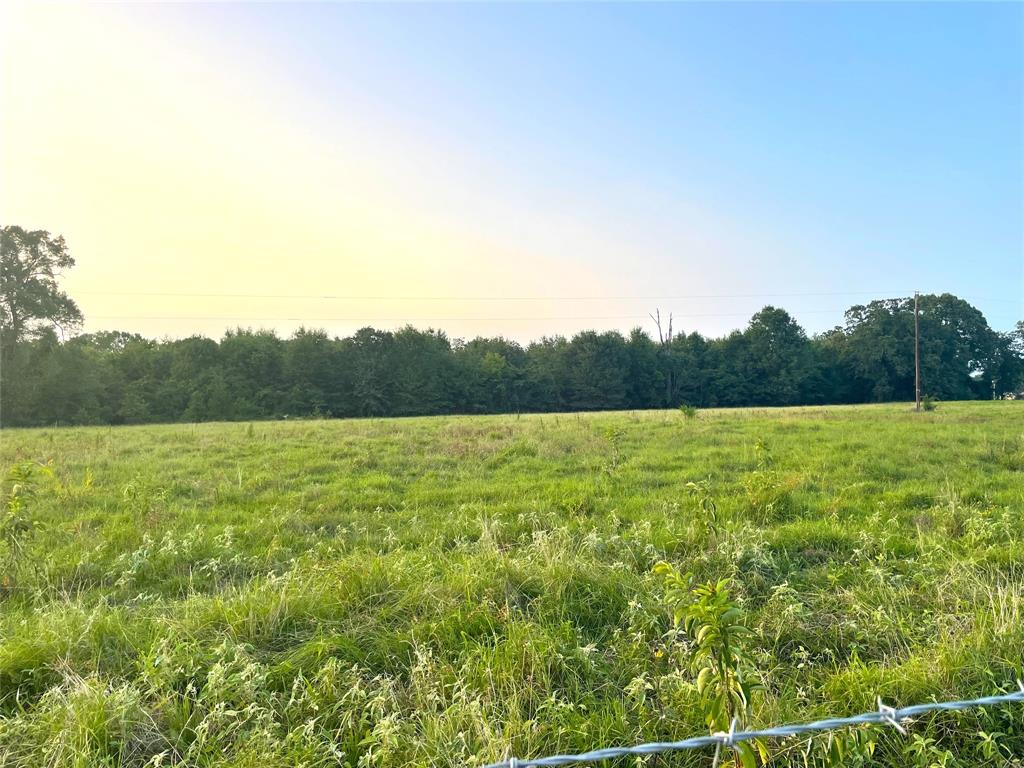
1,402,1022,767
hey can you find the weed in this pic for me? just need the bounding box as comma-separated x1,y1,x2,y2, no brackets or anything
603,425,626,475
2,461,52,592
685,479,720,537
655,561,765,765
744,439,789,520
560,493,593,518
0,403,1021,766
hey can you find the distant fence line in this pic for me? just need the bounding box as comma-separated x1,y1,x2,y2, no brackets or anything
484,684,1024,768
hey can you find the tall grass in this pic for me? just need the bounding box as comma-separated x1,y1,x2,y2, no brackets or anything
1,402,1022,766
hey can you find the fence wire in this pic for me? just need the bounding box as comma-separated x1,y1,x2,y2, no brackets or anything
484,683,1024,768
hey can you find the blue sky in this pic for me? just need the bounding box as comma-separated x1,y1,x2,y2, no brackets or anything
4,2,1021,340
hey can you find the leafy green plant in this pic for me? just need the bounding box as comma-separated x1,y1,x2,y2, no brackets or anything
685,479,720,537
655,562,764,766
744,439,789,520
921,395,938,412
2,461,51,592
680,404,698,420
753,438,772,470
54,467,93,503
907,734,956,766
801,729,877,767
603,426,627,476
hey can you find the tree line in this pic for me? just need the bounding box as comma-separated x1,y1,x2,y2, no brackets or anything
2,226,1022,426
4,298,1022,427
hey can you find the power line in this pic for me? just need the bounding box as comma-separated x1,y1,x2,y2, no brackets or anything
93,315,648,322
79,295,1018,328
88,309,853,323
89,315,650,322
74,289,1021,312
76,289,913,301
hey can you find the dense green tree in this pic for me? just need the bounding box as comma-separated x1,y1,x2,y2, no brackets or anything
809,330,858,404
701,331,750,407
1,226,86,423
741,307,818,406
390,326,454,415
993,321,1024,396
524,337,570,412
668,332,710,407
220,329,286,417
2,274,1019,426
917,294,1001,400
454,337,527,413
3,226,1020,424
625,327,663,409
838,294,1005,402
20,329,109,424
839,299,916,401
183,369,234,422
0,226,83,350
161,337,221,421
563,331,630,411
343,327,394,417
284,328,338,416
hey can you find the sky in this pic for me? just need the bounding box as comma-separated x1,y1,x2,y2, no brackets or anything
2,2,1022,344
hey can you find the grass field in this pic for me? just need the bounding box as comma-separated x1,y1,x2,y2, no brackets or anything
1,402,1023,767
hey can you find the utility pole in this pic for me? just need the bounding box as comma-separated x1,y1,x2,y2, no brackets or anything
914,291,921,412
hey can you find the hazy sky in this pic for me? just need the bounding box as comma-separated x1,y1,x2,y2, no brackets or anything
3,2,1021,343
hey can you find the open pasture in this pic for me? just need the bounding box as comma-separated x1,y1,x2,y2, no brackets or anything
1,402,1023,766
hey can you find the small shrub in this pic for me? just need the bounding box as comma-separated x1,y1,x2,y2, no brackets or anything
679,404,698,420
753,438,772,469
807,729,878,767
603,426,627,475
921,395,938,412
685,479,720,537
2,461,51,591
744,439,789,520
655,562,765,765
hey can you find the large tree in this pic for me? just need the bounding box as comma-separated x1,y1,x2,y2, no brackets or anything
741,306,817,405
1,226,85,425
837,294,1003,401
990,320,1024,397
1,226,84,353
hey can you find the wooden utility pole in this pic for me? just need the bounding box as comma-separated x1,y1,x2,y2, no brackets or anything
914,291,921,411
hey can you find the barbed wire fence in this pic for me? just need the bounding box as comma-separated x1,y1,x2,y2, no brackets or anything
484,682,1024,768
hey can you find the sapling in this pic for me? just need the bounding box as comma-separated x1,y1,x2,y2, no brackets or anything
685,479,720,538
655,562,765,767
2,461,50,592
